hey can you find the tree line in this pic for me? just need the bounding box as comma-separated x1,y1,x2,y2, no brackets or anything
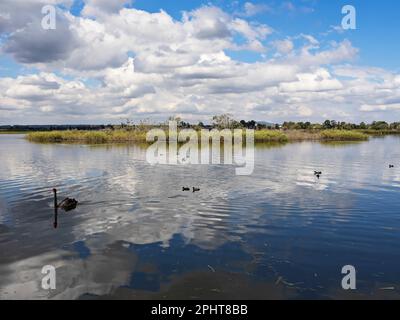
281,120,400,131
2,116,399,132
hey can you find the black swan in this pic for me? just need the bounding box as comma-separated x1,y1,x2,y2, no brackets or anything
53,188,78,212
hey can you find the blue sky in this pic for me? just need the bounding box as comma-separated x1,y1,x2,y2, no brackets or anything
0,0,399,124
138,0,398,69
66,0,400,70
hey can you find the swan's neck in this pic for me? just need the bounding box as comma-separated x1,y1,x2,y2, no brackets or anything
53,191,57,208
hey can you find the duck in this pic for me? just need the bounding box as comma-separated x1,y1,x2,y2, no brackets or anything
53,188,78,212
314,171,322,179
182,187,190,191
192,187,200,193
389,164,395,168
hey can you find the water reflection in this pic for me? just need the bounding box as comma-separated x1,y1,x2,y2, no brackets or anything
1,135,400,299
53,207,58,229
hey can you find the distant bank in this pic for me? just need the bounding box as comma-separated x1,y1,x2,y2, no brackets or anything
0,124,112,132
3,117,400,143
25,129,371,144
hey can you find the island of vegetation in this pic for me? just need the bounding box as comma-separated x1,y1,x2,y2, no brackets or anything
8,115,400,144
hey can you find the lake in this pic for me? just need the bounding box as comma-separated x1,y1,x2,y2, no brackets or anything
1,134,400,299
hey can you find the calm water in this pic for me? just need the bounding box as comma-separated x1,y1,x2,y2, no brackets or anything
1,134,400,299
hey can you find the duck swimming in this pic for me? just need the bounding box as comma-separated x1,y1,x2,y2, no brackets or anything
314,171,322,179
182,187,190,191
389,164,395,168
192,187,200,193
53,188,78,212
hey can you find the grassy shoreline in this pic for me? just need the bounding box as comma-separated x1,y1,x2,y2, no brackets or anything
0,131,33,134
25,128,372,144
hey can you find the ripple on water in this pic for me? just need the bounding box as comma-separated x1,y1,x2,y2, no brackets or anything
1,135,400,298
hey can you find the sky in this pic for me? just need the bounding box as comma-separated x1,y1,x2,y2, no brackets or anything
0,0,399,125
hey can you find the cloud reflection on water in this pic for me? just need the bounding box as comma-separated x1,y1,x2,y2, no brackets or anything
1,135,400,299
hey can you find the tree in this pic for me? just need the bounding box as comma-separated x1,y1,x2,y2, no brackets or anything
390,122,400,130
168,116,189,127
282,121,296,130
248,120,256,129
212,114,239,129
323,120,332,129
370,121,389,130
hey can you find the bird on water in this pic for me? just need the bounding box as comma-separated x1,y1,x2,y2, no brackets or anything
53,188,78,212
314,171,322,179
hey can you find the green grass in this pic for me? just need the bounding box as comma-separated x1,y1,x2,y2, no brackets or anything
320,130,369,141
27,129,290,144
26,128,371,144
26,130,148,143
0,131,32,134
254,130,289,142
360,129,400,136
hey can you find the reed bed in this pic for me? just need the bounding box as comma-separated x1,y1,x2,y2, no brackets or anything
26,130,148,143
320,130,368,141
26,129,370,144
360,129,400,136
285,130,321,141
253,130,289,142
0,131,31,134
27,129,290,143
